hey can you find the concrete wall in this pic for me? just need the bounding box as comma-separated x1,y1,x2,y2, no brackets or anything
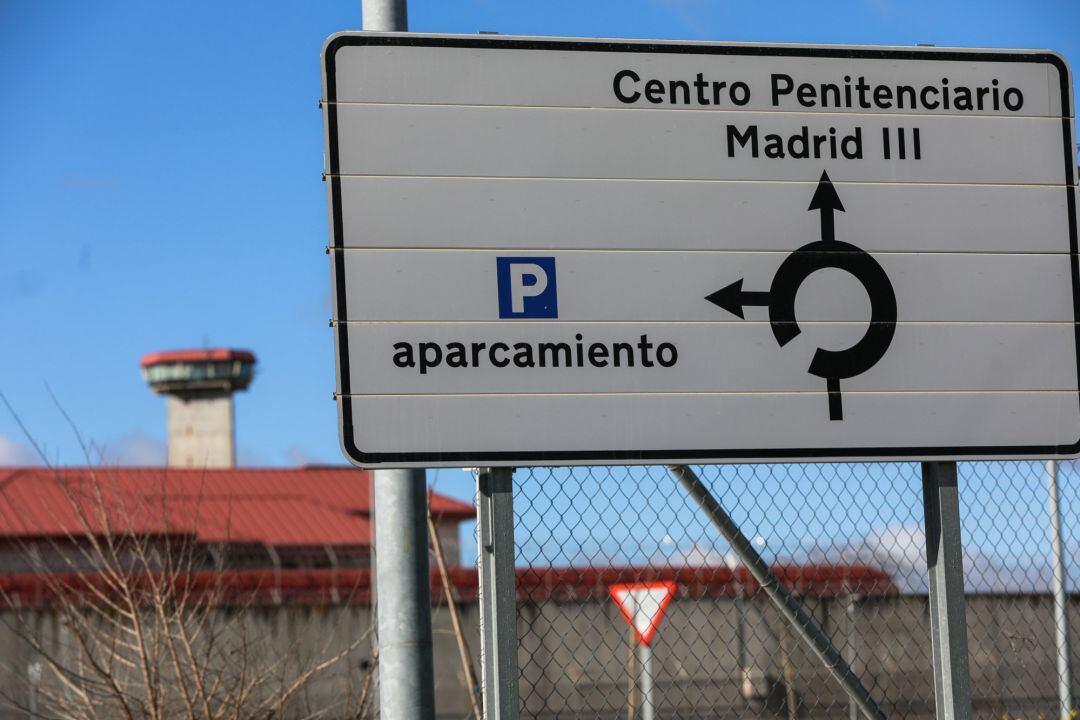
509,593,1080,720
0,594,1076,719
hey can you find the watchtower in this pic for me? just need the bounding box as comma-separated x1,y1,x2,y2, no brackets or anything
140,348,256,468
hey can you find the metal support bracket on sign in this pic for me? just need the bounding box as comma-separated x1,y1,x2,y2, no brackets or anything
477,467,520,720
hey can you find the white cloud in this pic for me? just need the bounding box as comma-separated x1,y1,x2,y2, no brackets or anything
98,434,166,467
284,444,322,467
649,0,712,34
851,524,928,592
237,447,268,467
653,524,1058,594
800,524,1053,594
656,540,729,567
0,434,40,466
863,0,897,15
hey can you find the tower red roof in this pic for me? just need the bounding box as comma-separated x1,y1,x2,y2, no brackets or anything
140,348,256,368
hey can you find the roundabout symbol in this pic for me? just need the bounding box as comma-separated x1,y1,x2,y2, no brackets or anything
705,171,897,421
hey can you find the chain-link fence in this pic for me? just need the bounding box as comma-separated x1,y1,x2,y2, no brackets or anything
491,461,1080,720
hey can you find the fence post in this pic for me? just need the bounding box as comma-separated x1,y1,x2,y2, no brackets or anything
1048,459,1073,719
477,467,520,720
726,554,750,696
922,461,973,720
845,592,860,720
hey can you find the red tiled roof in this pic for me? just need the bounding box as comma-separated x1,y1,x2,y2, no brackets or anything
0,466,473,548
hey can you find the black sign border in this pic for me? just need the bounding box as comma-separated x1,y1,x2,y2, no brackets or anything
323,33,1079,466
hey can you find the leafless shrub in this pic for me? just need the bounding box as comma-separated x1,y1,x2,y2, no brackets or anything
0,395,373,719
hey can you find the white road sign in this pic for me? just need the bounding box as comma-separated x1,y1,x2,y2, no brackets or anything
321,32,1079,468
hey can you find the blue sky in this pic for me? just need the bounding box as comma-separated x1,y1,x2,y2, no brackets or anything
0,0,1077,469
1,1,1079,572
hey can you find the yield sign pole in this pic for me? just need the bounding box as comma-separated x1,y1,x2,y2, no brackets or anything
668,465,888,720
610,582,677,720
637,642,655,720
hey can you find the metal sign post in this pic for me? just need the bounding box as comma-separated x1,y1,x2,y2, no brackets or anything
922,462,973,720
1047,459,1074,719
636,643,655,720
477,468,520,720
373,469,436,720
355,4,436,720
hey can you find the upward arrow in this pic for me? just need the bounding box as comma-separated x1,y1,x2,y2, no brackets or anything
807,170,845,242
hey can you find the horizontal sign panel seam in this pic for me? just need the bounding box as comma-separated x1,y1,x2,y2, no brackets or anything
338,448,1080,465
333,248,1079,256
336,320,1080,325
322,100,1070,121
327,174,1076,188
339,390,1080,397
330,176,1078,187
334,249,1077,256
326,34,1069,65
329,103,1072,124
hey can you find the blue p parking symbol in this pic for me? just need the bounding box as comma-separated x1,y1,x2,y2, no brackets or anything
497,257,558,319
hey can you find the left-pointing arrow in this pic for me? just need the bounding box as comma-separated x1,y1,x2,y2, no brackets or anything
704,278,770,319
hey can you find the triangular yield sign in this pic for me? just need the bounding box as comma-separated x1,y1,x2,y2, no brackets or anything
609,581,677,646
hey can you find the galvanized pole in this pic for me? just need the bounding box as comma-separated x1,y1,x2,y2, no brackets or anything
668,465,888,720
477,467,520,720
374,469,435,720
1047,459,1073,719
922,461,973,720
363,0,407,31
359,4,436,718
637,642,655,720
